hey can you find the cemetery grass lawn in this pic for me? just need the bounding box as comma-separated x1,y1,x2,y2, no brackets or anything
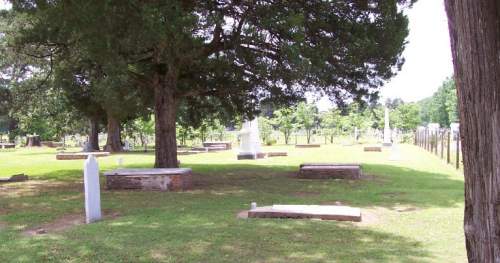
0,145,465,262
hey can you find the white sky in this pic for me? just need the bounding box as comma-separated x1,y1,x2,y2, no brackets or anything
381,0,454,102
316,0,454,110
1,0,453,107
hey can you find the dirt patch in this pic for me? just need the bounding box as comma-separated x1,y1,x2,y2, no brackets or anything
379,191,406,198
319,201,347,206
392,205,421,213
0,180,81,198
293,191,321,197
22,210,121,237
353,207,391,226
236,210,249,219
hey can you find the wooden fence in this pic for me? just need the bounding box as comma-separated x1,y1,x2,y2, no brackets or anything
414,129,461,169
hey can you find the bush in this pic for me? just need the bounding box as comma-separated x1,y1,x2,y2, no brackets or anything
265,139,277,146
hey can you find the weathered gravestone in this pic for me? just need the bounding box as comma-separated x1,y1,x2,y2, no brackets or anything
84,155,102,224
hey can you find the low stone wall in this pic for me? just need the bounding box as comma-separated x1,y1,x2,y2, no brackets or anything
104,168,192,191
299,163,362,180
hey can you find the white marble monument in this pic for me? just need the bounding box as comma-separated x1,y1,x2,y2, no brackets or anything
237,118,264,160
84,155,102,223
383,107,392,146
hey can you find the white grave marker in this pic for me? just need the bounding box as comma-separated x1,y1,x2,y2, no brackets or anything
383,107,392,146
84,155,102,223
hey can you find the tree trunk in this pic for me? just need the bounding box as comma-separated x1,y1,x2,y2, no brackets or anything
104,113,123,152
445,0,500,261
154,71,179,168
88,117,100,151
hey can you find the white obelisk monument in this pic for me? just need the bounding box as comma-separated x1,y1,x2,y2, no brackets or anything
237,118,264,160
383,107,392,146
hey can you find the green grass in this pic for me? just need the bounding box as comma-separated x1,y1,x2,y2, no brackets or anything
0,144,465,262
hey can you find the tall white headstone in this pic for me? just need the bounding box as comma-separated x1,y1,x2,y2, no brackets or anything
237,118,263,159
383,107,392,146
84,155,102,223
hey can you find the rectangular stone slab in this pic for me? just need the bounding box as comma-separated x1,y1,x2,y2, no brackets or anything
248,205,361,222
266,151,288,157
56,152,110,160
295,144,321,148
299,163,361,168
0,143,15,149
363,146,382,152
202,141,232,150
104,168,192,191
299,164,361,179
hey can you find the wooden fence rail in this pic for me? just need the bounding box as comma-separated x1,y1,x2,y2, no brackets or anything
414,128,461,169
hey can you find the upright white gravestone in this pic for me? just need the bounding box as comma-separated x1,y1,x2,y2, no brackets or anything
389,129,401,161
123,141,131,151
383,107,392,146
84,155,102,223
237,118,264,160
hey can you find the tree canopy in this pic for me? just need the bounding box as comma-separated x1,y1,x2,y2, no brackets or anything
5,0,414,166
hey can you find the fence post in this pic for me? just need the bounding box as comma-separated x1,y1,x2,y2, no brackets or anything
440,131,444,159
435,131,438,155
447,131,451,164
456,131,460,169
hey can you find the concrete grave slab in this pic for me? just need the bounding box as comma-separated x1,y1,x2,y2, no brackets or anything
248,205,361,222
299,163,362,180
56,152,110,160
295,144,321,148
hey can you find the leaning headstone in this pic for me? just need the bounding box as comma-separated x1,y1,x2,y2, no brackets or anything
84,155,102,224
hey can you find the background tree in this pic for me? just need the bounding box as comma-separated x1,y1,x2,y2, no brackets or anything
418,77,458,127
258,116,273,145
445,0,499,261
7,0,413,167
271,108,295,145
294,102,319,144
320,109,341,143
392,103,421,131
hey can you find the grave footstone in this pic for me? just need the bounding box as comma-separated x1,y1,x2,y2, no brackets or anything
84,155,102,223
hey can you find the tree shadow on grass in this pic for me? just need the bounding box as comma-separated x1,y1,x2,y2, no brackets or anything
0,210,432,263
179,162,464,210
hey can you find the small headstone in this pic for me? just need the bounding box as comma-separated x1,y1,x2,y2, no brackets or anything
84,155,102,224
82,142,92,152
123,141,131,151
117,157,124,168
251,202,257,210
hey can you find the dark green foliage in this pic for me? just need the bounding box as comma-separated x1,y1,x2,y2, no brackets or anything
418,77,458,127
